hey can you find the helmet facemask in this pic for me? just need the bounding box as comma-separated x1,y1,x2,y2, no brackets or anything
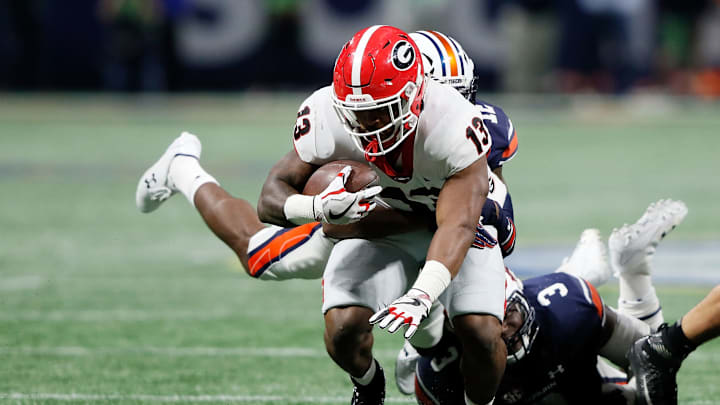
332,81,420,157
503,290,539,364
459,75,478,102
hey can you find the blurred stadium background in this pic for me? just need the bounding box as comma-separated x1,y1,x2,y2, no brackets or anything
1,0,719,404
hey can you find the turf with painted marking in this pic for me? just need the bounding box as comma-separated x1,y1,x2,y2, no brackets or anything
1,95,718,404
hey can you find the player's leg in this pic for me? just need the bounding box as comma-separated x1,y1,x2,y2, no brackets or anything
453,313,505,405
598,305,651,369
136,132,264,273
195,183,331,279
440,227,507,405
609,199,687,331
322,238,420,404
629,284,720,405
194,183,264,271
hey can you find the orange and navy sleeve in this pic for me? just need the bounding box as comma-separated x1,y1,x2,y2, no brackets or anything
585,278,605,321
478,101,518,170
247,222,323,278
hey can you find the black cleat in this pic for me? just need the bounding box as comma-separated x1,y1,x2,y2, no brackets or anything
628,333,682,405
351,360,385,405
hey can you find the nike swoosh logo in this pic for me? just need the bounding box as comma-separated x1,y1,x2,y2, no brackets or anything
394,299,422,307
328,196,357,220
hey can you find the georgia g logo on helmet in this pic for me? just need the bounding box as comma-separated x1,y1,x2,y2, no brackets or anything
391,40,416,71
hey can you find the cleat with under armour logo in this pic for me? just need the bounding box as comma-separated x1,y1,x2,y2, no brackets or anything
135,132,201,213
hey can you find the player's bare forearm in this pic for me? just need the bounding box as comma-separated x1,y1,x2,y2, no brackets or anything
682,284,720,345
257,150,317,227
322,206,430,239
426,159,489,277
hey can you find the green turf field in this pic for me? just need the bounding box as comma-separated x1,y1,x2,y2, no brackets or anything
0,94,718,404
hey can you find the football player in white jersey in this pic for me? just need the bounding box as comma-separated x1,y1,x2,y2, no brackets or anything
257,25,506,405
136,26,513,404
134,30,516,284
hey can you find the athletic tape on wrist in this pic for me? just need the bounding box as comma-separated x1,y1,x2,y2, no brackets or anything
283,194,316,225
411,260,451,302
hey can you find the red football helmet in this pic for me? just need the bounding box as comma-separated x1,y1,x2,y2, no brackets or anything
332,25,426,157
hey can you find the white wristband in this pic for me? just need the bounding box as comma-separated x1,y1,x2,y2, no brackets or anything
283,194,317,225
411,260,452,302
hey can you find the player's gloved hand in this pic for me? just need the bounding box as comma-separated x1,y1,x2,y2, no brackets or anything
312,166,382,225
473,224,498,249
369,288,432,339
498,217,516,257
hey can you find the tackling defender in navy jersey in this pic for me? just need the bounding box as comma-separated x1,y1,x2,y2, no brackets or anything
409,199,688,405
417,271,615,405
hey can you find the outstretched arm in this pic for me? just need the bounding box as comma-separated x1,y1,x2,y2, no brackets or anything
682,284,720,346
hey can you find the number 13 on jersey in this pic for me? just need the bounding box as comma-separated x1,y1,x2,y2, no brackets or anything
466,116,489,155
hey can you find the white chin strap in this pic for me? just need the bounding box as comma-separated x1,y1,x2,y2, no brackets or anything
506,335,531,364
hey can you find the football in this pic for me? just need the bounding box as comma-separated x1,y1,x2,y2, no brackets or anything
303,160,379,195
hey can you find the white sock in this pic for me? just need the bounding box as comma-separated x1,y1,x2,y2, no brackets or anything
353,359,377,386
618,286,664,331
464,393,493,405
168,155,218,207
618,273,653,301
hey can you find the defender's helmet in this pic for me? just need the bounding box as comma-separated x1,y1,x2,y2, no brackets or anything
504,268,539,364
332,25,425,158
409,31,478,101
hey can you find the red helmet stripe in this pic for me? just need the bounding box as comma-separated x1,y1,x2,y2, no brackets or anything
430,31,458,76
351,25,384,95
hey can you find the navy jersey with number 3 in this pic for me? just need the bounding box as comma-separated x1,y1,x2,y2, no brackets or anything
416,273,618,405
496,273,607,405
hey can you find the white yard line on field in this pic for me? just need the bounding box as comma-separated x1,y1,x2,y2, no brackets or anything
0,275,45,291
0,346,322,357
0,393,415,403
0,308,236,321
0,393,715,405
0,346,400,359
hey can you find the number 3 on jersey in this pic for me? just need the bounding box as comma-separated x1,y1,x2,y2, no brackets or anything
537,282,569,306
466,116,489,155
294,106,311,140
